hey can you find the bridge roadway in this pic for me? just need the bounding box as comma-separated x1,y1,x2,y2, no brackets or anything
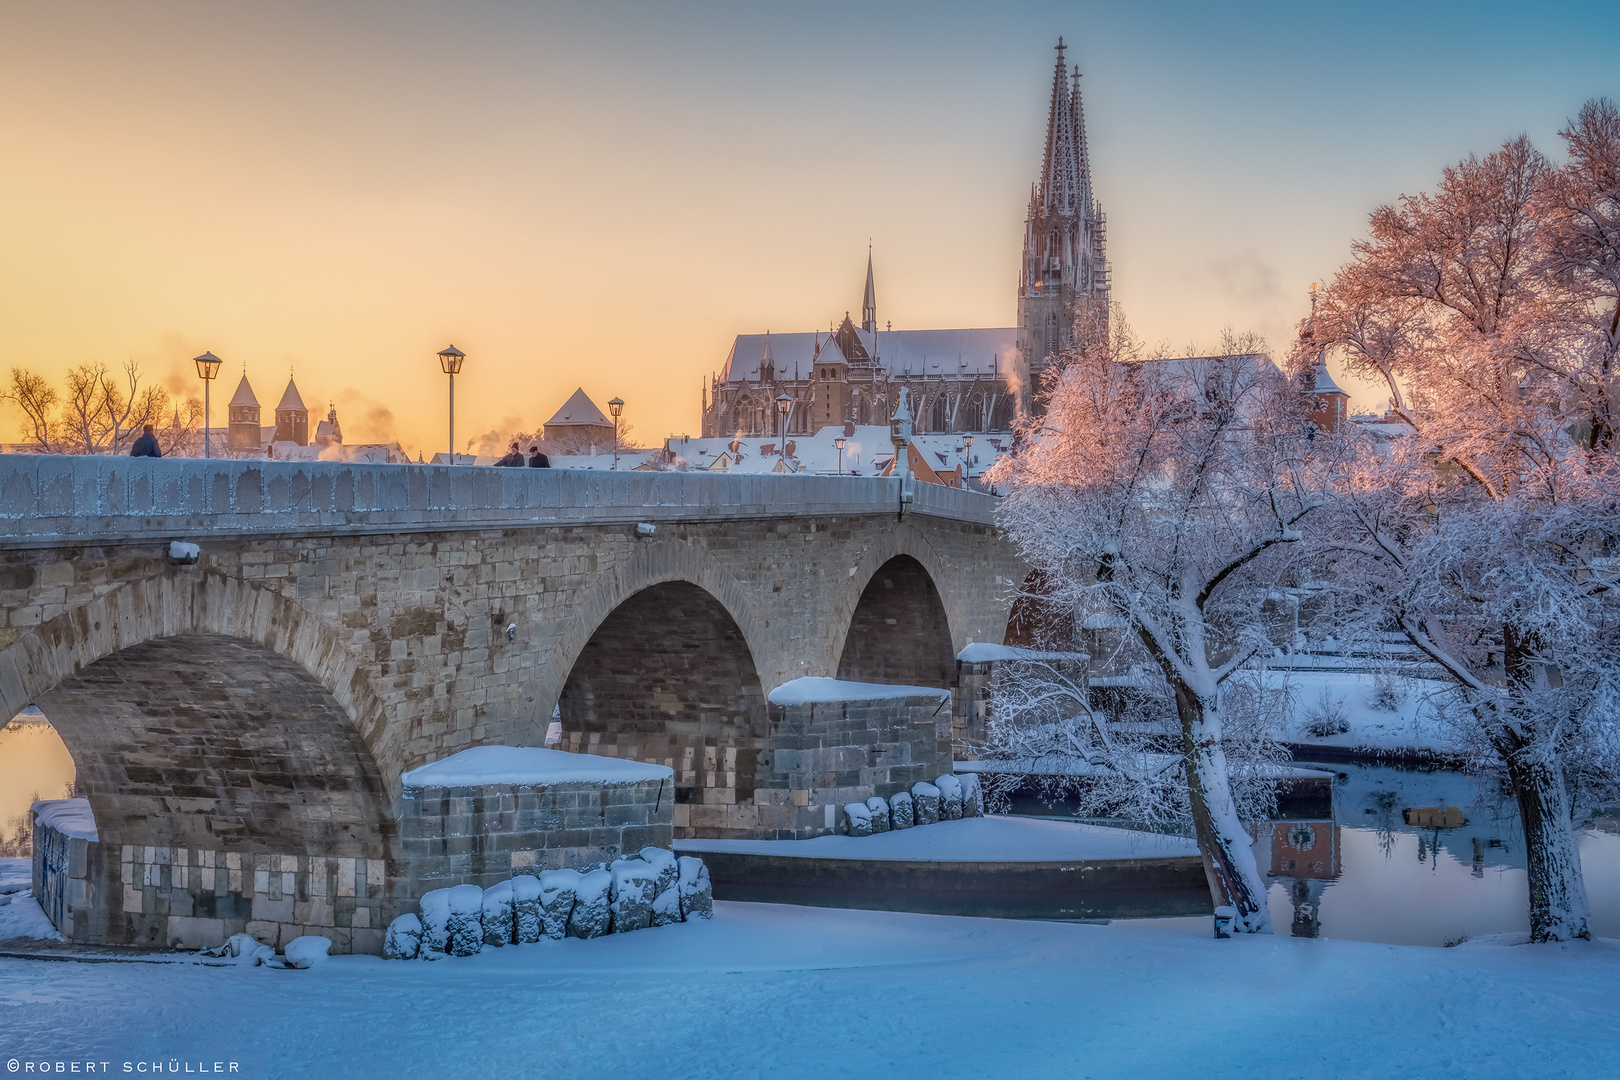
0,456,1025,950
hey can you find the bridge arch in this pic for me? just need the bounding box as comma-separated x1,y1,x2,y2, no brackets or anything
831,526,959,689
0,571,399,843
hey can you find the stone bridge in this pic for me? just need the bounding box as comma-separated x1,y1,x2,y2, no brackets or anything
0,456,1024,950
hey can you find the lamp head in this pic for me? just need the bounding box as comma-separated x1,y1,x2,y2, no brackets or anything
193,351,222,380
775,393,792,417
834,437,846,450
608,396,624,420
437,345,465,375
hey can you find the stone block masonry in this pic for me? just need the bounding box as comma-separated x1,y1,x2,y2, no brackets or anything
396,745,674,893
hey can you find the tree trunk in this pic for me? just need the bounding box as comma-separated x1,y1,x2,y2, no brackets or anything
1173,679,1272,933
1500,623,1591,942
1502,747,1591,942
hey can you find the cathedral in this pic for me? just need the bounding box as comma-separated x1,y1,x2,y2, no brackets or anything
701,39,1109,439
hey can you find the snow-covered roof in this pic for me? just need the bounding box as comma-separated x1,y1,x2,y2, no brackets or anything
767,677,951,706
1312,363,1348,396
276,379,307,413
720,327,1019,384
33,797,97,841
545,388,614,429
228,375,259,408
401,745,673,788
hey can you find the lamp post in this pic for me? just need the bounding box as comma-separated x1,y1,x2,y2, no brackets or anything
608,397,624,469
961,433,974,486
193,352,222,458
834,435,846,476
437,346,465,464
775,393,792,441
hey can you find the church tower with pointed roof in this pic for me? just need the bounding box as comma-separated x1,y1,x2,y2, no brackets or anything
227,374,261,452
275,376,310,446
1017,38,1110,409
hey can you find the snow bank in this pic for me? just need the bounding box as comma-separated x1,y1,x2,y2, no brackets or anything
32,797,97,841
401,745,672,788
766,677,951,706
282,936,331,969
935,775,963,820
844,801,873,837
676,815,1201,863
956,643,1089,664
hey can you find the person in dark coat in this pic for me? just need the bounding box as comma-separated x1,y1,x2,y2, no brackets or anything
527,445,550,468
493,441,524,467
129,424,162,458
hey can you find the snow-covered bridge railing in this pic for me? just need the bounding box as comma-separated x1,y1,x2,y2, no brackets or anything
0,454,995,543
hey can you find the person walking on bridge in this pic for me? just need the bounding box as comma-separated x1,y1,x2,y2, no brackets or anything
528,445,550,468
493,441,524,467
129,424,162,458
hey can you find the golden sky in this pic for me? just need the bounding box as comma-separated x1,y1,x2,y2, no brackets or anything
2,1,1615,459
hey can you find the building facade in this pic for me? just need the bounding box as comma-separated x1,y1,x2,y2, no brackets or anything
701,40,1109,439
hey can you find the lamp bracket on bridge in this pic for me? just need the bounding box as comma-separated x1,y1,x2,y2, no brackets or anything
636,523,657,537
167,541,200,566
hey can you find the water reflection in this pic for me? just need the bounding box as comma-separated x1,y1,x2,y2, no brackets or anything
1261,761,1620,945
0,707,77,856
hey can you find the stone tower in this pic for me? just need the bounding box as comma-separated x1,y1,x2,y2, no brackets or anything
275,377,309,446
227,375,261,452
1017,38,1109,412
810,332,850,434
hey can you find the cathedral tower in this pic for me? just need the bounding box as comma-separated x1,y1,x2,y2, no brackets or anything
1017,38,1109,411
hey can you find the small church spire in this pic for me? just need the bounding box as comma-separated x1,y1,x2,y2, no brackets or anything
861,244,877,333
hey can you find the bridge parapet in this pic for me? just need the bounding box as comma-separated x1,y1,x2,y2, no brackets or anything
0,456,995,544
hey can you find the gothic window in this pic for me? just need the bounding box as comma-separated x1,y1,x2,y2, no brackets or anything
1045,312,1059,358
931,396,948,433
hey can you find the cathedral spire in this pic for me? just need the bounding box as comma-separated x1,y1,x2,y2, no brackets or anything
861,246,877,334
1039,37,1084,217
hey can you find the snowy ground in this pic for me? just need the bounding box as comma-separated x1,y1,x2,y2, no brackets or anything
676,814,1199,862
1273,669,1461,754
2,900,1617,1079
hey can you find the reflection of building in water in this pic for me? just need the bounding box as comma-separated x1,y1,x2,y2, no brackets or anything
1268,820,1340,938
1288,877,1329,938
1269,820,1341,879
1403,806,1469,828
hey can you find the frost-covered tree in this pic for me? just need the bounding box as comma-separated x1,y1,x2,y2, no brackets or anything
1308,106,1620,942
988,326,1327,932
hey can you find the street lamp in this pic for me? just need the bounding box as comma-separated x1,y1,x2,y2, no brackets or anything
437,346,465,464
607,397,624,469
775,393,792,440
834,435,846,476
193,352,222,459
962,433,974,486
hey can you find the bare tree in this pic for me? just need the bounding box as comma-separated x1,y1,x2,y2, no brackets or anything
2,368,60,451
4,360,168,455
987,326,1327,932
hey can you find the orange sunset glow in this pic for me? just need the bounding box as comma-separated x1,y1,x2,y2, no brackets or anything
2,2,1613,457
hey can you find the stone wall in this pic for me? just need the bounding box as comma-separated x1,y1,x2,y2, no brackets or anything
31,812,91,939
398,776,673,894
